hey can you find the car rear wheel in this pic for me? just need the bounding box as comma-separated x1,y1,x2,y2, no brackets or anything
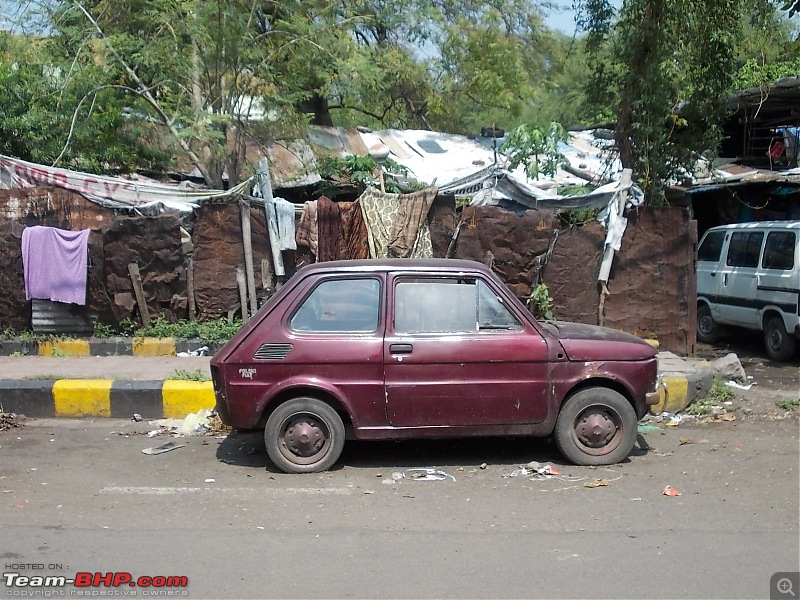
697,304,720,344
264,397,345,474
554,388,637,466
764,316,796,362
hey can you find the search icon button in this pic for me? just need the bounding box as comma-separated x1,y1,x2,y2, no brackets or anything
772,573,800,599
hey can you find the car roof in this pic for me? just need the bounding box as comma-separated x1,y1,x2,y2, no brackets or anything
705,220,800,232
294,258,493,276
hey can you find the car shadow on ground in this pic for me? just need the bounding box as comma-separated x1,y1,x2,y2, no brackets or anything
215,430,652,473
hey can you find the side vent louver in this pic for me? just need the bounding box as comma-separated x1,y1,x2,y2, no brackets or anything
254,343,293,360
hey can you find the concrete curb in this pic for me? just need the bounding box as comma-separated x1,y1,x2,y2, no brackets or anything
0,337,219,357
652,352,715,415
0,380,215,419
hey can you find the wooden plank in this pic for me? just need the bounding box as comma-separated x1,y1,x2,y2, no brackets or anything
236,266,249,322
240,199,258,316
128,262,151,328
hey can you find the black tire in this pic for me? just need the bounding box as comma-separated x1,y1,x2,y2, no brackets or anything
554,388,637,466
764,316,797,362
264,397,345,474
697,304,720,344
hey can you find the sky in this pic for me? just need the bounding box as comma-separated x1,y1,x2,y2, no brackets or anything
543,0,623,35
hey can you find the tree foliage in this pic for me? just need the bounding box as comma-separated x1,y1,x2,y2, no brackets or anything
577,0,793,206
1,0,558,187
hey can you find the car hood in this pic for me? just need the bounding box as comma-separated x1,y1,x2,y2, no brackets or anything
543,320,657,361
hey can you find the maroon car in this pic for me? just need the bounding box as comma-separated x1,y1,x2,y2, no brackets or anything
211,259,660,473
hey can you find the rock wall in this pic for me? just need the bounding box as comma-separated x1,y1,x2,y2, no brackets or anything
192,202,275,320
448,204,694,354
454,206,559,299
0,187,114,230
103,215,187,323
0,190,695,354
547,222,606,324
603,206,694,354
0,221,27,330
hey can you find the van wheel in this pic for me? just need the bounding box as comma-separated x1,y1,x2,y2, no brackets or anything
264,397,345,474
697,305,720,344
764,317,796,362
554,388,637,466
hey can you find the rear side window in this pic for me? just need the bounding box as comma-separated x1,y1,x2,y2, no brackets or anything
394,278,521,334
698,231,725,262
289,278,380,332
762,231,796,270
726,232,764,268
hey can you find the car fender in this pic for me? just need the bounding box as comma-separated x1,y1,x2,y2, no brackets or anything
254,375,358,427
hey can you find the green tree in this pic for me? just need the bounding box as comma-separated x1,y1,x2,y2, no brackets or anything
578,0,786,205
4,0,557,185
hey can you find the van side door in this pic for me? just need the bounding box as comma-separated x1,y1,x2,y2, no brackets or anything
757,230,799,327
720,230,765,327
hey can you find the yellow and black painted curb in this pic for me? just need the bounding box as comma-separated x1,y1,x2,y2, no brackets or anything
0,337,217,357
650,368,714,415
0,379,215,419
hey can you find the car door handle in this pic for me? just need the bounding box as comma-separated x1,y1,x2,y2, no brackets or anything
390,343,413,354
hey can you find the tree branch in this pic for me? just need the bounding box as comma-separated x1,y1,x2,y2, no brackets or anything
73,1,216,187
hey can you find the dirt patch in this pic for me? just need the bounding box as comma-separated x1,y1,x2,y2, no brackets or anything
696,337,800,420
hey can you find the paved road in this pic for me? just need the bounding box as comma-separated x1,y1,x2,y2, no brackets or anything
1,412,798,599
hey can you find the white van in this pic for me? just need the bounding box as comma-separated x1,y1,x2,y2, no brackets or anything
696,221,800,361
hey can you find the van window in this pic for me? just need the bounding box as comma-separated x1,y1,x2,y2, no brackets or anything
762,231,796,270
726,231,764,268
698,231,725,262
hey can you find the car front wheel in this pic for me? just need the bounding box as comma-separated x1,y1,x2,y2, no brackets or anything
764,316,797,362
264,397,345,474
554,388,637,466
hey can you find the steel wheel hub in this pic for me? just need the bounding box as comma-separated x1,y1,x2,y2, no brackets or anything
575,409,617,448
283,418,326,457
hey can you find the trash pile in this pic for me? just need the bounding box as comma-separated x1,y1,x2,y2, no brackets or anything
144,409,231,438
381,468,457,484
0,412,24,431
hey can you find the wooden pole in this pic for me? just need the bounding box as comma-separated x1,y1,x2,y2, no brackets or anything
128,262,151,328
236,266,249,321
261,258,274,293
186,257,196,321
240,199,258,316
258,157,285,277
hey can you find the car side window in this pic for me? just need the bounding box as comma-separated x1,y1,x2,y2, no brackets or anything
697,231,725,262
289,278,380,332
762,231,796,270
726,232,764,268
394,278,520,334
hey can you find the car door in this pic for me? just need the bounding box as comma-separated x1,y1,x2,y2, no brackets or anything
383,274,550,427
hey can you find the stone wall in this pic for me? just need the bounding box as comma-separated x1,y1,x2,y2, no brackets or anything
0,187,114,230
448,204,694,354
0,189,695,354
103,215,187,323
192,202,276,320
